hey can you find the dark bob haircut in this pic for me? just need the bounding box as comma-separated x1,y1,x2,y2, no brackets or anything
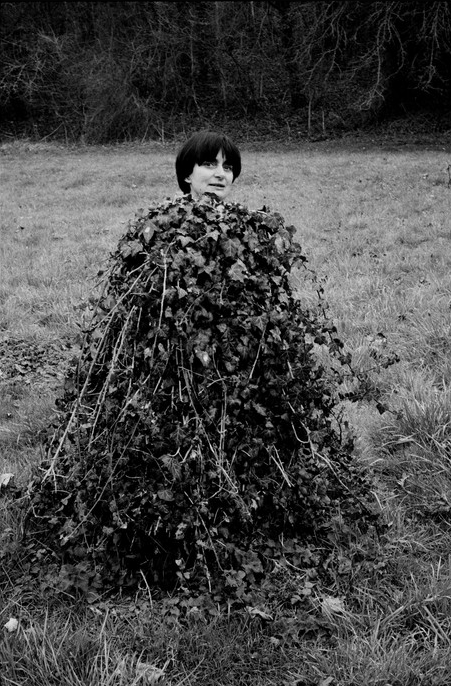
175,131,241,194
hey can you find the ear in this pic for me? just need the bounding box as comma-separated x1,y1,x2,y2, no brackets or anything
185,174,192,185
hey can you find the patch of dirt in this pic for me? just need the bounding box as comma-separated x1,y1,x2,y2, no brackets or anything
0,338,77,451
0,338,77,387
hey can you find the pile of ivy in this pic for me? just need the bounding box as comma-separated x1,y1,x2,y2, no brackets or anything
25,194,380,601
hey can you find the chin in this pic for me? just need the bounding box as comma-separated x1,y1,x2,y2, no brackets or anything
201,190,228,200
192,188,231,201
213,190,230,200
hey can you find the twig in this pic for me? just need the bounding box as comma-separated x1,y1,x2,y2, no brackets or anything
87,306,136,449
42,269,151,484
248,324,267,381
268,446,293,487
149,249,169,363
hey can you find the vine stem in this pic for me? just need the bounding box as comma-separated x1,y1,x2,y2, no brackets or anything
41,269,150,485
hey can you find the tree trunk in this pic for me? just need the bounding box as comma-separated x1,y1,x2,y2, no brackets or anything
273,0,307,110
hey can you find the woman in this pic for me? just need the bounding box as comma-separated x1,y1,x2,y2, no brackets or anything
175,130,241,200
28,128,375,599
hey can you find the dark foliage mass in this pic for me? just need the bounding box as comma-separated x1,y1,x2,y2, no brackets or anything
25,195,379,601
1,1,450,142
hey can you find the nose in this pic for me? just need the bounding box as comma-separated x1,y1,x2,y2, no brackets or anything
214,164,225,177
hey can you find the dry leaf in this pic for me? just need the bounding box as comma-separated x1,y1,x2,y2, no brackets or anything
4,617,19,632
246,606,273,620
136,661,166,684
0,473,14,488
321,595,346,615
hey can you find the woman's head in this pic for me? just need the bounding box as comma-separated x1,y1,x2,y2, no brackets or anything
175,131,241,200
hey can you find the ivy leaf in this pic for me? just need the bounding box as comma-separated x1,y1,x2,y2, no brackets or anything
274,235,285,253
156,214,171,229
205,229,220,242
157,489,175,502
100,294,116,311
178,235,193,247
251,402,267,416
221,236,242,258
195,349,211,366
228,259,247,282
262,214,280,231
243,229,260,251
121,240,142,258
142,222,158,243
251,315,267,331
187,249,206,268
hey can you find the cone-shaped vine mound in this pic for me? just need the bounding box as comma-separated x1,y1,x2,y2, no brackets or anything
27,195,378,597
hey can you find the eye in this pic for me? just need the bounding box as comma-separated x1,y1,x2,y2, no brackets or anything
223,163,233,172
201,161,216,168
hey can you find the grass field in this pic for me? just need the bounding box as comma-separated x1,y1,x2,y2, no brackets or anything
1,137,451,685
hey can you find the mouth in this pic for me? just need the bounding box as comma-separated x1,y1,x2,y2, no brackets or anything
208,184,225,190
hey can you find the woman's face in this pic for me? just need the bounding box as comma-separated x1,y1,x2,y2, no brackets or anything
185,150,234,200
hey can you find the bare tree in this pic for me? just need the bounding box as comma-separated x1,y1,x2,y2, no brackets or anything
1,1,450,141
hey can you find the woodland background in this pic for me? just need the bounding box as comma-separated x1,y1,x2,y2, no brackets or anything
1,0,451,144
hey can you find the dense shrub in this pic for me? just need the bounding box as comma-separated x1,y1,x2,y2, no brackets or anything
25,195,379,600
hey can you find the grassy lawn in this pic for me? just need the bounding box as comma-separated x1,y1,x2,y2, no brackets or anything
1,137,451,685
